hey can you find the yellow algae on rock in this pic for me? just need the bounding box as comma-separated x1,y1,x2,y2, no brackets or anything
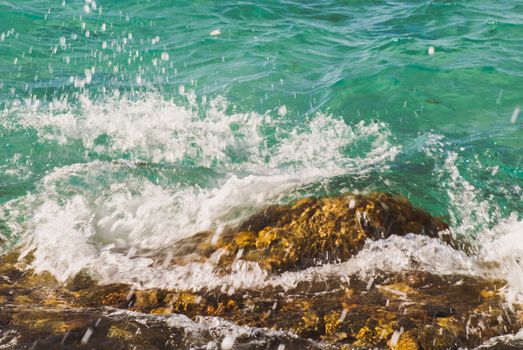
480,289,498,299
323,311,342,336
150,307,172,315
352,317,395,347
133,290,159,308
108,325,134,340
218,193,450,272
172,292,198,313
233,231,256,248
297,311,321,336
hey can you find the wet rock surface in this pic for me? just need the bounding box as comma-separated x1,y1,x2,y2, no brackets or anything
0,193,520,349
175,192,452,272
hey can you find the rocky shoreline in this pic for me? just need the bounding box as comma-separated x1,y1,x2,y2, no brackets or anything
0,193,521,349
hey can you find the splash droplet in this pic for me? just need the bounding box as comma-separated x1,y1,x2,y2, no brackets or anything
221,335,235,350
278,105,287,117
80,327,93,345
511,106,520,124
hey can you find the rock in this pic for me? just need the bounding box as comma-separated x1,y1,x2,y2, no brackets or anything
0,193,518,349
214,192,451,272
2,266,519,349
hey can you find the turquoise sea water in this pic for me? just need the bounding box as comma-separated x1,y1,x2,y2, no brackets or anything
0,0,522,300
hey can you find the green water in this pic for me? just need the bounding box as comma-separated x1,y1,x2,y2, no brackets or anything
0,1,521,272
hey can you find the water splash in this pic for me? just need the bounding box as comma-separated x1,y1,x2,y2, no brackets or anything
1,93,400,283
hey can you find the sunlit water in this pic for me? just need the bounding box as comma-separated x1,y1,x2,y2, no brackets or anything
0,0,522,347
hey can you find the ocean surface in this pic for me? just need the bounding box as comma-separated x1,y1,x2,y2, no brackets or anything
0,0,522,346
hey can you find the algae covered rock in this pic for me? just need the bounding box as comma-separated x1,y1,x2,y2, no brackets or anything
0,192,519,350
67,272,521,349
216,192,451,272
3,264,519,349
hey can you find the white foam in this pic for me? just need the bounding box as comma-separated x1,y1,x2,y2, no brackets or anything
108,309,294,343
0,153,33,182
22,195,98,279
1,93,399,172
1,93,400,284
419,136,523,304
442,152,495,238
268,115,399,174
11,161,286,282
475,327,523,349
477,216,523,304
0,330,20,349
265,219,522,294
259,234,474,291
89,251,268,291
81,223,521,294
3,94,262,165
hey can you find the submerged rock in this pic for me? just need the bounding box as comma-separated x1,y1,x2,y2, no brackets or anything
68,272,519,349
0,193,519,349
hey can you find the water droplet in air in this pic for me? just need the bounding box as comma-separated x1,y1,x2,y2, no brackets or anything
511,106,520,124
80,327,93,345
84,68,92,84
221,335,235,350
390,327,404,347
339,308,348,322
278,105,287,117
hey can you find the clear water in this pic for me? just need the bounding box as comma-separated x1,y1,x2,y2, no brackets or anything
0,0,522,306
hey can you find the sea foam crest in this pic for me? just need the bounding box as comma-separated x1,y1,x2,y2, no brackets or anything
1,92,399,172
1,92,400,283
